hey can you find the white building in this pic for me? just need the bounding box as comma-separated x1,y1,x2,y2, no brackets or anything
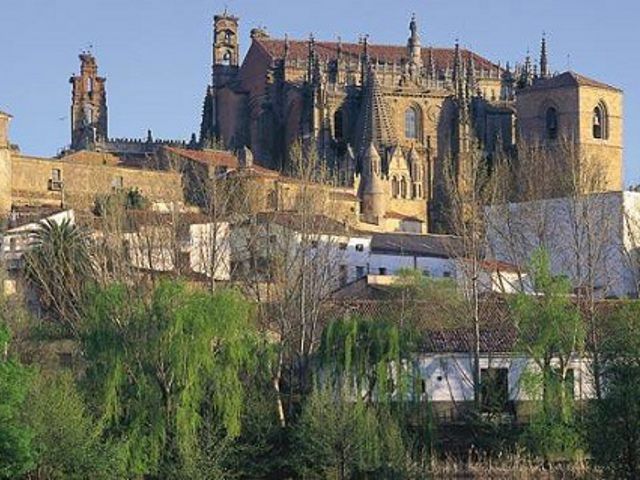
486,191,640,298
123,214,231,281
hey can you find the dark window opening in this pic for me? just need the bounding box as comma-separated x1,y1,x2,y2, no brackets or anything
355,243,364,252
378,267,387,275
546,107,558,139
481,368,509,413
593,105,607,139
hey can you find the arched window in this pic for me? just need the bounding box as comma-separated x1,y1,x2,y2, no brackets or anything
545,107,558,139
593,103,608,139
222,50,232,66
400,177,407,198
391,176,399,198
405,107,419,139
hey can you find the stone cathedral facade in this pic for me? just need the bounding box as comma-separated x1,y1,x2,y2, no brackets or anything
198,12,623,232
5,10,620,234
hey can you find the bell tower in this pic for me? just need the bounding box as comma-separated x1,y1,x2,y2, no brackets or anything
212,10,240,87
69,52,108,150
0,110,12,216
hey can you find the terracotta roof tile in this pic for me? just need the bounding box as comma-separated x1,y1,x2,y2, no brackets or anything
524,71,621,93
255,38,499,73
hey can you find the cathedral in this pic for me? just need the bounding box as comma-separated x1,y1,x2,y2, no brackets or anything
7,10,621,235
197,12,623,232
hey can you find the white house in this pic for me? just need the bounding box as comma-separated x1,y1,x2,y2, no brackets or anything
486,191,640,298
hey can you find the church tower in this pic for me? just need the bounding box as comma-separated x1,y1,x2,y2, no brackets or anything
212,11,240,86
0,110,12,215
70,52,108,150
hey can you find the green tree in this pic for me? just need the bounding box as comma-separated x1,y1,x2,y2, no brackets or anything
26,372,125,480
510,249,585,461
0,322,34,479
294,388,406,480
24,218,94,337
590,302,640,478
82,280,259,478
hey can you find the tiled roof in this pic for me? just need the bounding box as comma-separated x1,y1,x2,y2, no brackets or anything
164,147,280,176
370,232,463,258
524,71,621,92
255,38,499,73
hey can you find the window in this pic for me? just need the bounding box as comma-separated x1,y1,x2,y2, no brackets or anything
400,177,407,198
310,240,319,249
405,107,419,139
222,50,232,66
356,266,365,278
224,31,233,43
269,235,277,245
391,177,399,198
546,107,558,139
481,368,509,413
9,237,17,251
378,267,387,275
112,176,124,191
443,271,451,278
593,103,608,139
49,169,63,191
338,242,348,250
355,243,364,252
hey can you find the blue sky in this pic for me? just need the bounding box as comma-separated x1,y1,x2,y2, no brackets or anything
1,0,637,183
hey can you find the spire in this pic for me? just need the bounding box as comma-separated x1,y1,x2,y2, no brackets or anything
453,40,464,99
539,33,549,79
407,13,422,68
307,33,316,83
465,52,477,99
355,67,397,156
360,34,370,85
427,48,436,79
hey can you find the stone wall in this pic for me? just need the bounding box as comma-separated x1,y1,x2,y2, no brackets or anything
10,154,184,209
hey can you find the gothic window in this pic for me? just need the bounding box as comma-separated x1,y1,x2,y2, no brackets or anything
224,31,233,44
545,107,558,139
405,107,419,139
593,103,608,139
391,176,399,198
222,50,232,66
400,177,408,198
334,109,344,140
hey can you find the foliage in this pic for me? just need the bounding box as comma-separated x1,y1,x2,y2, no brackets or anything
26,371,125,479
0,322,35,479
510,249,585,461
293,387,407,480
388,268,463,330
589,302,640,478
319,316,415,403
24,218,94,336
93,187,148,216
82,280,260,477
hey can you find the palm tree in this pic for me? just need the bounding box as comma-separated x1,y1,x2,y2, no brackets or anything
24,218,94,337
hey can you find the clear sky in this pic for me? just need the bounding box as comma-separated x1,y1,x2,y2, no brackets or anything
1,0,637,183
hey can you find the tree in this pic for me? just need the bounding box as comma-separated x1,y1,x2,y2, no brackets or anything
0,321,34,479
82,280,260,477
590,301,640,478
24,218,94,337
510,249,585,461
293,387,407,480
26,372,125,480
